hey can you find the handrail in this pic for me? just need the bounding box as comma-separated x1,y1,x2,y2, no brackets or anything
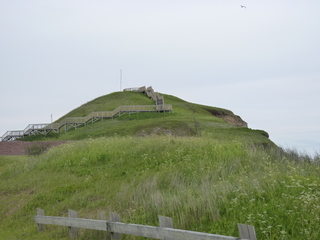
57,105,164,126
24,124,50,133
126,86,164,104
123,87,141,91
43,123,60,130
1,130,25,142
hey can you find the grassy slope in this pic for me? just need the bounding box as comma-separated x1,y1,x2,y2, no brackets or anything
0,138,319,240
3,91,318,239
55,91,155,121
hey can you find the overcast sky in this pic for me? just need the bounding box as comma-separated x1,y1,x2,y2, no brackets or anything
1,0,319,156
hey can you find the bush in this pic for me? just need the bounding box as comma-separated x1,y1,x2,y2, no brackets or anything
25,143,50,156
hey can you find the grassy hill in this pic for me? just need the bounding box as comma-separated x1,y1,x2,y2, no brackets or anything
22,91,269,144
1,90,319,240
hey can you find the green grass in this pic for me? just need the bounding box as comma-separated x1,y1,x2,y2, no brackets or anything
1,137,319,239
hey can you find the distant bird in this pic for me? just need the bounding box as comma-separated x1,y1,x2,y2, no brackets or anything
241,5,246,8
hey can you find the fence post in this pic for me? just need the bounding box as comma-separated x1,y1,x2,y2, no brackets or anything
159,216,173,240
237,223,257,240
68,209,78,239
110,212,121,240
36,208,45,231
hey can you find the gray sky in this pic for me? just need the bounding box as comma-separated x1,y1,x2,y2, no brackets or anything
1,0,319,156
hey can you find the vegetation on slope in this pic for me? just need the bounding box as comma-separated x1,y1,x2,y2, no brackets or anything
0,137,319,239
21,91,267,144
55,91,155,121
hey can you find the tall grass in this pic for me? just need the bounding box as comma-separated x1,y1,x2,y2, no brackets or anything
0,137,319,239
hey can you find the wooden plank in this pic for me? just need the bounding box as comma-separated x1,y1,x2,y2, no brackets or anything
159,216,173,228
68,209,78,239
110,212,121,240
34,216,107,231
159,216,173,240
109,222,243,240
237,224,257,240
34,214,248,240
36,208,45,231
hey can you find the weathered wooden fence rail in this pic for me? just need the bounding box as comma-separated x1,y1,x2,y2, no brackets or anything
34,208,257,240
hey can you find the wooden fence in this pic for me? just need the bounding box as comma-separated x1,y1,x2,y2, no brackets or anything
34,208,257,240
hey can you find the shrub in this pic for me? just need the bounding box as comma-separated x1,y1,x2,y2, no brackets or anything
25,143,50,156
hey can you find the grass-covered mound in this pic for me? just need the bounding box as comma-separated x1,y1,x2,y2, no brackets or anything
21,91,269,144
1,136,319,239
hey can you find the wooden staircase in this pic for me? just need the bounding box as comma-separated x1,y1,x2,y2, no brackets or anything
0,87,172,142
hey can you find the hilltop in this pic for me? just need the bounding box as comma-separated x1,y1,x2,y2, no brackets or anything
18,89,270,145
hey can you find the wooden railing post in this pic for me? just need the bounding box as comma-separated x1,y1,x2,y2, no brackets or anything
110,212,121,240
237,223,257,240
68,209,78,239
36,208,45,231
159,216,173,240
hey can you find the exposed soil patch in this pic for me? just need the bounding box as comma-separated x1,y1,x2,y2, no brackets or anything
219,115,248,127
198,106,248,127
0,141,68,156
